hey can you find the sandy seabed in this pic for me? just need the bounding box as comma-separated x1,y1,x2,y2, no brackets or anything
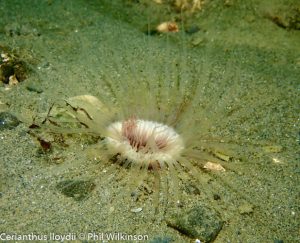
0,0,299,242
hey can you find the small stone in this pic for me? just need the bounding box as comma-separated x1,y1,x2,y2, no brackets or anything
213,151,231,161
26,82,43,93
149,236,173,243
130,207,143,213
156,22,179,33
0,112,20,130
166,203,223,242
274,239,284,243
203,162,226,172
185,25,200,35
56,180,95,201
238,203,254,215
191,36,206,47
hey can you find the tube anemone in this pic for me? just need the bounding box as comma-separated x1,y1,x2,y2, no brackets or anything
36,36,236,213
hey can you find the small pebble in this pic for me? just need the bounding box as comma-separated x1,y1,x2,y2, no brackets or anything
130,207,143,213
191,36,206,47
185,25,200,34
0,112,20,130
56,180,96,201
166,203,223,242
238,203,254,215
26,83,43,93
213,151,231,161
204,162,226,172
274,240,284,243
149,236,173,243
26,81,43,94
